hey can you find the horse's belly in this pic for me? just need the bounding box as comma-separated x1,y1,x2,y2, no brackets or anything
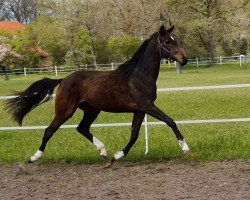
88,98,138,112
100,103,138,113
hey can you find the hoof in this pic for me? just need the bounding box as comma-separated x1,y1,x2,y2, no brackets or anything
183,149,190,154
104,157,116,168
184,149,192,155
179,140,190,154
27,158,34,164
104,161,113,168
28,150,43,163
101,155,108,161
104,162,112,168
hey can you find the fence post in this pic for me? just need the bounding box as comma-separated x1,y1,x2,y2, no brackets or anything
55,66,58,76
111,62,114,70
144,114,149,155
220,56,222,65
196,57,199,67
24,67,27,76
176,62,182,74
168,60,171,67
239,55,242,66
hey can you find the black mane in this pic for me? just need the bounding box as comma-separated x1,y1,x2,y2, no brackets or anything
117,32,158,78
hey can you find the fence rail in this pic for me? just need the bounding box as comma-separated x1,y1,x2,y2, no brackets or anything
188,55,250,67
1,118,250,131
1,55,249,77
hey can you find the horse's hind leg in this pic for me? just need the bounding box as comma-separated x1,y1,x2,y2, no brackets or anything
77,106,107,159
28,118,62,163
29,101,77,163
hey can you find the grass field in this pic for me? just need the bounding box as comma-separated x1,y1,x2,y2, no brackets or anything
0,64,249,164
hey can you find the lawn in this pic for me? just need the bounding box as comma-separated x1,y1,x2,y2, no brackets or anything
0,64,249,163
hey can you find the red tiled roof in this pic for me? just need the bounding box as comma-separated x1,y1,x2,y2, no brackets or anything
0,21,49,58
0,22,50,67
29,45,49,57
0,21,25,34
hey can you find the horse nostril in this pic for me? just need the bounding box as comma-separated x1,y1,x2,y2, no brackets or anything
182,57,188,66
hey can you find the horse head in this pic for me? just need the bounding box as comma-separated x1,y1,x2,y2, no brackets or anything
158,25,188,66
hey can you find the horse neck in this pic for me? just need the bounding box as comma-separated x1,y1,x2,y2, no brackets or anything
133,37,161,82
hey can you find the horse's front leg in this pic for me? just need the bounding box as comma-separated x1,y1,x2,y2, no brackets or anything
145,104,189,153
109,112,145,165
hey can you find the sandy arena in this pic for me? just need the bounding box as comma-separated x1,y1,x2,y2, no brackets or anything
0,160,249,200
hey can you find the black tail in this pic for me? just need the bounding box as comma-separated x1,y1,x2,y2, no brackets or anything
4,78,63,126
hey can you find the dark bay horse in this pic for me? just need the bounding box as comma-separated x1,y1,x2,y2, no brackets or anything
5,25,189,164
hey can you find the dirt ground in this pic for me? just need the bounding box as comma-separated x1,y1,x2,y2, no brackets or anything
0,160,249,200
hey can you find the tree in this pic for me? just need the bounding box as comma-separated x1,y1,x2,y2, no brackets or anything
102,0,167,38
238,38,248,55
25,16,68,66
0,0,40,24
107,36,141,61
65,28,94,67
0,36,21,80
41,0,101,67
49,0,169,65
2,0,247,68
166,0,249,63
0,24,48,69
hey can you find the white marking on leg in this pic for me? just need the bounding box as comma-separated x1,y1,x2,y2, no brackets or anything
178,139,190,153
30,150,43,162
93,137,107,157
114,151,124,160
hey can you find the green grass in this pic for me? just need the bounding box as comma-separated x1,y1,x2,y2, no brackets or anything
0,123,249,164
0,63,249,164
158,63,250,87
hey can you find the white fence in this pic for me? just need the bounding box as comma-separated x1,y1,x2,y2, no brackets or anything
1,55,249,77
0,63,122,77
1,84,250,154
188,55,250,67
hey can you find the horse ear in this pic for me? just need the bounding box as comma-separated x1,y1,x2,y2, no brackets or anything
159,25,167,36
166,25,174,34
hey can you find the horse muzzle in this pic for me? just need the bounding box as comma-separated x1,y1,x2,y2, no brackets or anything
173,50,188,66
